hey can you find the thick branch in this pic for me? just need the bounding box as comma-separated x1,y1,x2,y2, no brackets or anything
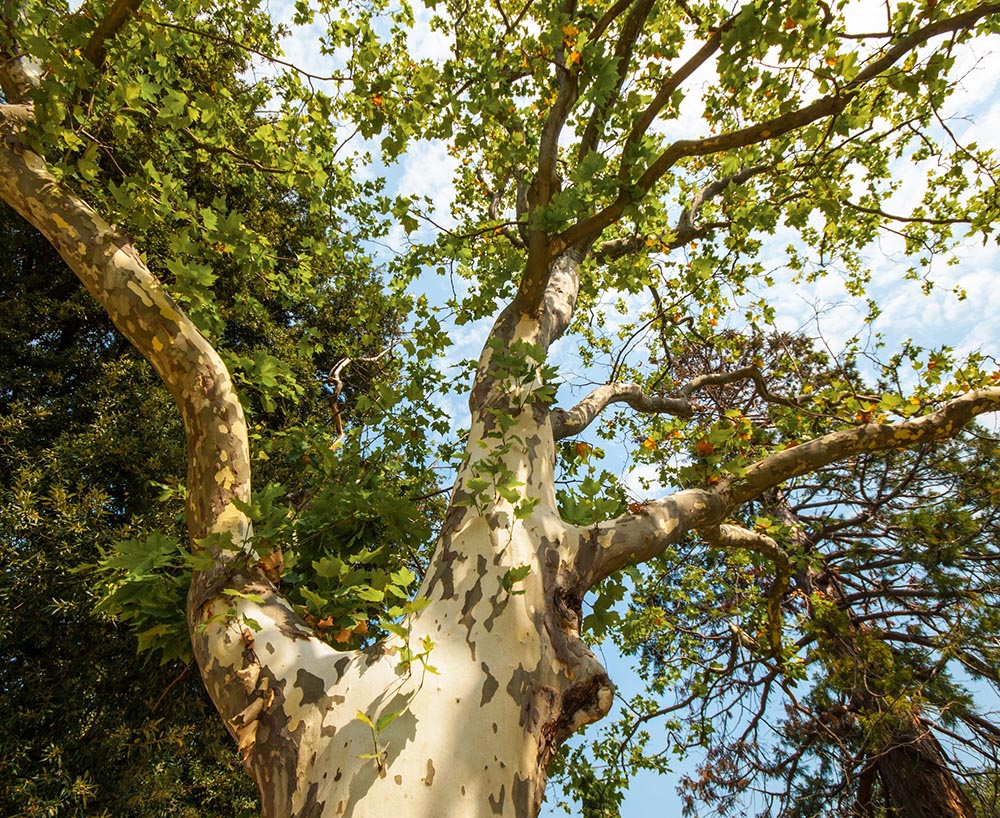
518,1,584,315
578,0,655,160
539,244,587,348
83,0,141,67
0,106,250,547
723,387,1000,509
552,366,803,440
588,0,638,44
577,488,727,585
575,387,1000,593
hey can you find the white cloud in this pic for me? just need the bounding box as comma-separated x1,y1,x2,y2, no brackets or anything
381,140,461,251
408,3,453,61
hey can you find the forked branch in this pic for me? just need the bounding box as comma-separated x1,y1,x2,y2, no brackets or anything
593,163,770,261
552,366,803,439
563,1,1000,248
578,386,1000,590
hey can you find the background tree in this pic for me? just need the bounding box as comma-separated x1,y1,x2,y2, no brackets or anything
0,199,256,815
3,1,1000,818
585,334,1000,818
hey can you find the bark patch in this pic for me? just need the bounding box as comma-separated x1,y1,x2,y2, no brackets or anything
512,774,532,818
295,668,327,705
481,662,499,705
489,783,506,814
334,655,351,681
292,781,324,818
460,555,487,656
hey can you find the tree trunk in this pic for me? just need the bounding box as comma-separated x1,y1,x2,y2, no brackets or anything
0,130,716,815
876,723,977,818
183,309,619,818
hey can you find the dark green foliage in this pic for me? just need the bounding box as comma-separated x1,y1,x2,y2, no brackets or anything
0,8,405,809
0,200,259,816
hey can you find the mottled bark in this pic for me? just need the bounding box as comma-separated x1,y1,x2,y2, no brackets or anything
5,0,1000,807
182,303,620,817
0,147,621,811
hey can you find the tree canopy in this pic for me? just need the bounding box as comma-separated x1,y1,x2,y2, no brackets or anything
2,1,1000,817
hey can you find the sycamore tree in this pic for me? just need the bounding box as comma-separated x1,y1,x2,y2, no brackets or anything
3,1,1000,818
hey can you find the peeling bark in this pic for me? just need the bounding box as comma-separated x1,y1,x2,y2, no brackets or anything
0,148,616,809
7,105,1000,812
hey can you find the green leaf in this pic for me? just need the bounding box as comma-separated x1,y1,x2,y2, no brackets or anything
376,709,403,733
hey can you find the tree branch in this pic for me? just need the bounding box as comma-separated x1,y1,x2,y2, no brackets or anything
518,0,585,315
700,523,790,656
326,346,394,448
589,0,639,44
678,164,770,232
722,387,1000,509
592,219,724,262
0,105,250,550
593,163,769,261
144,14,350,84
576,386,1000,594
578,0,655,161
562,2,1000,248
577,488,727,585
552,365,804,440
842,197,972,226
614,13,735,184
82,0,141,67
477,165,527,248
553,382,692,439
